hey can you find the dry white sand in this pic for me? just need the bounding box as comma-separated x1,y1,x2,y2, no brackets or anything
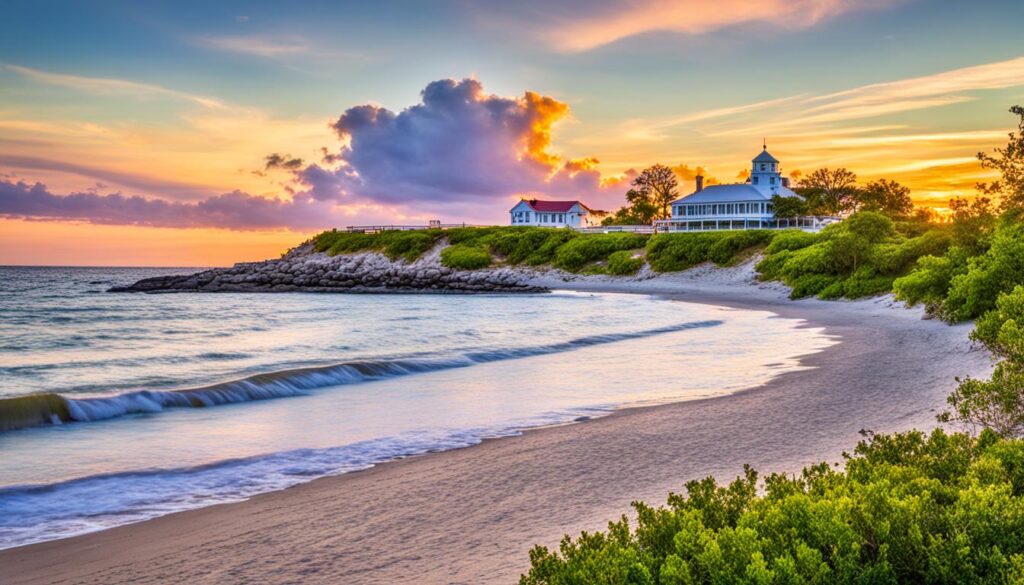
0,261,995,585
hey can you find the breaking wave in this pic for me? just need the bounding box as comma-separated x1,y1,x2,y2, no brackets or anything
0,320,722,431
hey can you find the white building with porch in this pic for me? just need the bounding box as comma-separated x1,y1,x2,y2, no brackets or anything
509,199,600,228
656,147,837,232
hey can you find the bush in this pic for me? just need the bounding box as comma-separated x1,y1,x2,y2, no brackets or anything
757,212,949,300
941,362,1024,437
312,229,442,262
647,231,774,273
489,229,580,265
973,285,1024,361
606,251,644,276
553,233,647,272
892,248,971,312
944,221,1024,321
764,230,820,254
440,244,492,270
522,430,1024,584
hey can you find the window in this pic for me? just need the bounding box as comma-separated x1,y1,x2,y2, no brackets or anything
753,176,759,185
760,164,766,171
770,176,776,184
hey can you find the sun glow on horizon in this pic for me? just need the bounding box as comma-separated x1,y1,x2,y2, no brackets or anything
1,0,1022,264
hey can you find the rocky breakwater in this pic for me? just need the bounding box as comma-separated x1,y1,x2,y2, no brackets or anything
109,245,546,294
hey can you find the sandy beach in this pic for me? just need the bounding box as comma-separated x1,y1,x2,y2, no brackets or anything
0,263,994,585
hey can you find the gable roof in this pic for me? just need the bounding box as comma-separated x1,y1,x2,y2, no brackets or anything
670,184,802,205
753,149,779,163
512,199,589,213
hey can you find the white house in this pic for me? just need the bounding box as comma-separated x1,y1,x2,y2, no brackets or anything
509,199,599,228
656,147,834,232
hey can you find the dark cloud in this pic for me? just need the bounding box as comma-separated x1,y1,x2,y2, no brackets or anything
0,180,336,231
264,153,305,171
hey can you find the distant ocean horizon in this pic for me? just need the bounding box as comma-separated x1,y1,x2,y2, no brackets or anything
0,266,835,549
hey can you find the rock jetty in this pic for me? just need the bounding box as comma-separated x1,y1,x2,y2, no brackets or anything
110,243,546,294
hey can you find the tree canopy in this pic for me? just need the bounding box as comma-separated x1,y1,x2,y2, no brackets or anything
978,105,1024,211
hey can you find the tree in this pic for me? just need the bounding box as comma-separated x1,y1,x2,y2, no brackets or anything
632,164,679,220
796,168,859,214
602,189,658,225
857,179,914,217
978,105,1024,211
770,194,807,219
948,196,996,252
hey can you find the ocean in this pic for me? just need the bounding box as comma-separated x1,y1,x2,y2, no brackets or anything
0,266,835,549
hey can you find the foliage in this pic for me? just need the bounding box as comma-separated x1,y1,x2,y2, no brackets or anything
857,179,914,217
943,220,1024,321
440,244,492,270
521,429,1024,584
943,286,1024,438
941,363,1024,437
768,194,806,219
312,229,442,262
606,250,644,276
973,285,1024,362
949,196,998,253
891,247,971,312
646,230,775,273
764,230,821,254
604,190,659,225
795,167,859,214
552,233,647,272
632,164,680,221
757,211,950,300
603,164,679,224
978,105,1024,211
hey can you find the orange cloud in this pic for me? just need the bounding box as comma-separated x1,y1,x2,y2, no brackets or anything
534,0,898,52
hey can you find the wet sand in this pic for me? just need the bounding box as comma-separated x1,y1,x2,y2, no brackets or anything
0,277,993,584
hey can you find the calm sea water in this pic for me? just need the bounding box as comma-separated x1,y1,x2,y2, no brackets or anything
0,266,835,549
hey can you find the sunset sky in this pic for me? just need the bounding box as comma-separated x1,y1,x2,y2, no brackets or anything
2,0,1023,266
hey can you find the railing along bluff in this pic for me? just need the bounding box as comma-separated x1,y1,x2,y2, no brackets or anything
335,217,841,235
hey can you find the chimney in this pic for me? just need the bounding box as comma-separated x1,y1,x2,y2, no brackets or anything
781,177,790,188
695,175,704,193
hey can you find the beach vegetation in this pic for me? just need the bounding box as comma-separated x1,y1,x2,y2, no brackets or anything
755,211,950,300
646,230,775,273
440,244,493,270
552,233,647,272
606,251,644,276
312,229,442,262
522,429,1024,585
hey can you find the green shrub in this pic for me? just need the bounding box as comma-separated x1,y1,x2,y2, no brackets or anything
757,212,950,301
606,250,644,276
893,248,971,311
765,230,820,254
440,244,492,270
788,273,841,299
490,229,580,265
553,233,647,272
944,222,1024,321
707,230,775,265
522,430,1024,585
312,229,442,262
973,285,1024,362
647,231,774,273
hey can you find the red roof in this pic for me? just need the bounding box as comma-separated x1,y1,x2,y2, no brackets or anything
520,199,586,212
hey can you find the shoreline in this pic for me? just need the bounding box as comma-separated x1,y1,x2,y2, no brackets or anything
0,273,994,584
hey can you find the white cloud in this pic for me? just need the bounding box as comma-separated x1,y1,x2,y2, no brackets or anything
4,64,225,109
